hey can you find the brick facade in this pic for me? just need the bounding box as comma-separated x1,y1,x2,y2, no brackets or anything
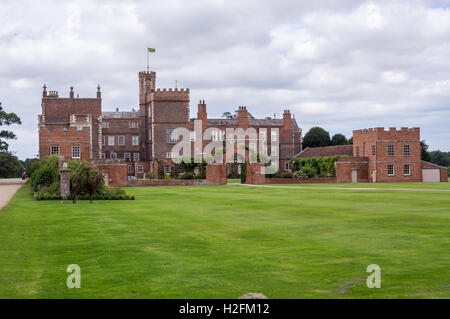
38,70,302,186
335,157,369,183
334,127,447,183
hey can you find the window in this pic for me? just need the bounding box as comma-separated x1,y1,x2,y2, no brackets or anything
129,122,138,128
137,165,143,173
110,152,117,159
260,131,266,140
133,152,140,162
167,129,178,144
164,165,171,174
190,131,196,141
132,136,139,146
371,145,376,156
108,136,115,146
179,166,184,174
404,144,410,156
124,153,131,162
211,130,219,141
51,145,60,155
271,147,277,156
101,153,106,160
388,164,394,176
356,146,360,157
271,130,277,141
404,164,410,176
388,144,394,156
72,146,80,159
285,162,292,170
167,152,175,158
118,136,125,146
101,136,105,146
102,122,109,128
128,165,134,173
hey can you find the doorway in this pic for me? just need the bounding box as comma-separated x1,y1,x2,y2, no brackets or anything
351,169,358,183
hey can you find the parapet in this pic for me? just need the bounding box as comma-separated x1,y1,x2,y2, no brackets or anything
152,88,190,101
353,127,420,139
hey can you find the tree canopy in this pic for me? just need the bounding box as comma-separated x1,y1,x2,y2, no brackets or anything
0,152,24,178
0,102,22,151
331,133,348,146
221,110,255,119
303,127,331,148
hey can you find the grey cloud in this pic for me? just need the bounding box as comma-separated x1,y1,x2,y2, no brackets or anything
0,0,449,159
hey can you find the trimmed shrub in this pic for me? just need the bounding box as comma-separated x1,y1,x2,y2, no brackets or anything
280,172,293,178
31,165,58,192
180,172,195,180
292,156,342,177
296,165,317,178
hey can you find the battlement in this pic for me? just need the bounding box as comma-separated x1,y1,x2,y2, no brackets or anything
152,88,190,101
353,127,420,140
48,91,59,97
139,71,156,76
353,127,420,134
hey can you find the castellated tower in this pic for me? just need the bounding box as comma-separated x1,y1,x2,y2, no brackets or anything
137,70,191,163
38,85,102,161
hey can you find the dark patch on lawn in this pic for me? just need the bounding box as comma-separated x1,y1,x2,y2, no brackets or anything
336,277,365,294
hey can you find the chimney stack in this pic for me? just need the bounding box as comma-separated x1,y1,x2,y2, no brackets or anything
237,106,249,128
70,86,74,99
97,85,101,99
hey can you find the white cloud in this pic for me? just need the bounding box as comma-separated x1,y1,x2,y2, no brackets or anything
1,0,450,158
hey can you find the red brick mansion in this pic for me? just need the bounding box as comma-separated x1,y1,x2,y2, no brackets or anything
38,70,302,180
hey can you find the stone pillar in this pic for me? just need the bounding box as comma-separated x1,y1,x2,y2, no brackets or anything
246,163,266,184
60,165,71,200
206,164,227,185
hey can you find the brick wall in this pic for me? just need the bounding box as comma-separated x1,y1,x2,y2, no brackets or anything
206,164,227,185
335,157,369,183
246,163,266,184
127,179,206,187
95,160,128,187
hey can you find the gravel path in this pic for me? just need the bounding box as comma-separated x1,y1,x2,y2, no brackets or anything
0,179,26,211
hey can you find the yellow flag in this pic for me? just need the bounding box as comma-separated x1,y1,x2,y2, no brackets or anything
148,48,156,53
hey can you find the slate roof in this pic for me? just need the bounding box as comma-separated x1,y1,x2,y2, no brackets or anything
191,118,301,132
102,111,140,119
294,145,353,158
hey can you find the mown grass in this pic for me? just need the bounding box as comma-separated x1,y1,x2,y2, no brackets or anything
267,181,450,189
0,183,449,299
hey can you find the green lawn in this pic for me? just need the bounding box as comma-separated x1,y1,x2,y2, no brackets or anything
267,181,450,189
0,183,449,299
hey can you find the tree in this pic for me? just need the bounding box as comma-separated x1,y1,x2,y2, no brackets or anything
347,137,353,145
421,140,431,162
0,152,24,178
430,151,450,167
0,102,22,151
331,133,348,146
303,127,331,148
221,110,255,119
222,112,233,119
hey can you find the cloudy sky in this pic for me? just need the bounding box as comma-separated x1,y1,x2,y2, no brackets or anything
1,0,450,159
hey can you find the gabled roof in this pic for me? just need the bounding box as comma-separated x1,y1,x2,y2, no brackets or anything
294,145,353,158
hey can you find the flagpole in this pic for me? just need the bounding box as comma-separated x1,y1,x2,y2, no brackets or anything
147,49,149,72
